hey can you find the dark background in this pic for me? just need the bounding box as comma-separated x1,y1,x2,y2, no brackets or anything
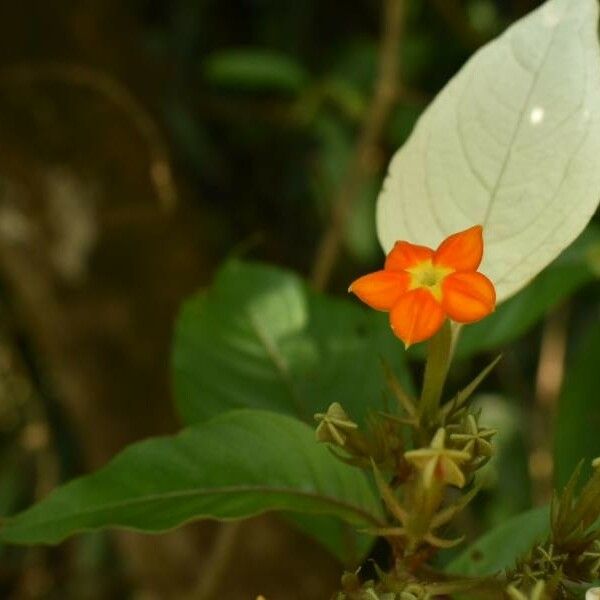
0,0,582,598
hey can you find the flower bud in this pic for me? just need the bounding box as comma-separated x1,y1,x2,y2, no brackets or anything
314,403,358,446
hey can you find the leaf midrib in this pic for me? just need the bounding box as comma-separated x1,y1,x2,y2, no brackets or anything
246,310,309,421
481,16,558,225
1,484,384,541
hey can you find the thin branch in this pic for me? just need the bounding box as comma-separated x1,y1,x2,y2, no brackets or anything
310,0,406,291
184,522,242,600
0,61,178,213
530,304,570,504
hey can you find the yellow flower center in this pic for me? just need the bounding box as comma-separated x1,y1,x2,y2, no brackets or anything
407,261,453,301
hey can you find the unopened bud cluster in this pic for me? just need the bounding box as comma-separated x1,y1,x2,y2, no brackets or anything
315,352,600,600
506,461,600,598
316,343,502,597
316,325,600,599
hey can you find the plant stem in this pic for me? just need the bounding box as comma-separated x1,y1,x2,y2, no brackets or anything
184,523,241,600
419,321,452,427
311,0,406,291
531,303,569,504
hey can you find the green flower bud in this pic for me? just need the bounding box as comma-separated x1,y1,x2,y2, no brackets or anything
314,402,358,446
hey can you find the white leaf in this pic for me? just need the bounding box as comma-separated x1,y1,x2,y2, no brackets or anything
377,0,600,302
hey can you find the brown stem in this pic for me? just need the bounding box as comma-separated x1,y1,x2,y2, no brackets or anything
183,523,242,600
310,0,406,291
530,304,570,504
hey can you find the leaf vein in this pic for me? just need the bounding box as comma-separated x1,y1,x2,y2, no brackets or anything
481,24,557,224
2,484,385,539
246,311,309,421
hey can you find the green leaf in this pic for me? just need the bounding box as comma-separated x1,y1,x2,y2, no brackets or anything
173,260,412,426
455,225,600,359
203,48,309,94
171,261,406,562
554,320,600,488
473,396,532,527
447,506,549,576
0,410,383,547
377,0,600,303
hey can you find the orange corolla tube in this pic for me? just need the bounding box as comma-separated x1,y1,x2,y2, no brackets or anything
349,225,496,347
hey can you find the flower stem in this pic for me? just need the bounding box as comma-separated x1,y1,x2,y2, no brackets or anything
419,321,452,427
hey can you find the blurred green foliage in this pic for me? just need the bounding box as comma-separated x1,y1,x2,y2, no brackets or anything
448,505,550,576
173,261,413,427
555,319,600,488
4,0,600,597
140,0,518,274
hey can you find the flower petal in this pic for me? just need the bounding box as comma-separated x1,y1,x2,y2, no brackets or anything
385,241,434,272
389,288,445,347
442,271,496,323
349,270,409,311
423,457,438,489
439,457,466,488
434,225,483,271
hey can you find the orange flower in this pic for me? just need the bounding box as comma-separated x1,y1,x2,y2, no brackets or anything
349,225,495,347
